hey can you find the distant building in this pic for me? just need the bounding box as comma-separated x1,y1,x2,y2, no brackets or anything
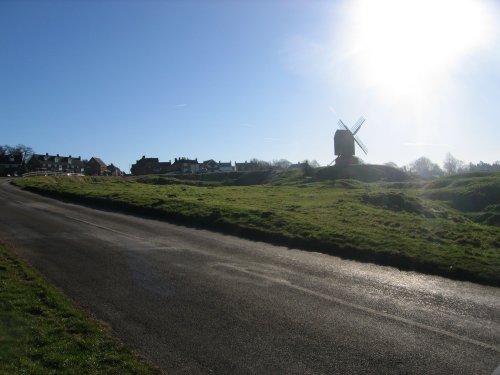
85,157,107,176
201,159,234,173
130,156,172,175
202,159,218,173
0,154,23,176
288,162,307,170
169,157,199,174
130,156,201,175
107,163,123,176
130,156,235,175
234,161,262,172
218,161,234,173
26,153,84,174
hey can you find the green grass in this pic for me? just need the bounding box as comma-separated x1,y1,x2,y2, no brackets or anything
422,172,500,226
0,243,159,374
13,170,500,285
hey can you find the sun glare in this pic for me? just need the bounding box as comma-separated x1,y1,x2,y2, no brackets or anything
343,0,494,98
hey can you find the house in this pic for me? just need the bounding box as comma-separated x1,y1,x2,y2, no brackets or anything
85,157,107,176
131,155,204,175
202,159,218,173
130,156,160,175
234,161,262,172
131,155,201,175
107,164,122,176
168,157,199,174
0,154,23,176
201,160,234,173
130,156,173,175
26,153,84,174
218,161,234,173
289,162,308,170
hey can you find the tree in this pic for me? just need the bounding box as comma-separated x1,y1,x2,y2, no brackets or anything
468,161,500,172
309,160,320,168
249,158,271,170
408,156,444,179
1,144,34,161
0,145,12,155
384,162,398,169
443,153,465,175
271,159,292,169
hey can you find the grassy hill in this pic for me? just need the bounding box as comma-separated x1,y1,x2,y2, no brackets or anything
422,172,500,226
13,167,500,286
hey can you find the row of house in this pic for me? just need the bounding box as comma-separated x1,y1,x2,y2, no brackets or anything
1,150,309,177
130,156,234,175
130,156,310,176
0,153,122,177
26,154,86,175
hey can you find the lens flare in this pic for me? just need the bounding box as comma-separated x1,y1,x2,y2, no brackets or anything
342,0,495,98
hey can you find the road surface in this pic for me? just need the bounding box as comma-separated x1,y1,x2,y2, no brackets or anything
0,179,499,374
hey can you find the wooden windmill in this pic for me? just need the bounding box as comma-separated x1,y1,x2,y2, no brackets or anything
333,117,368,165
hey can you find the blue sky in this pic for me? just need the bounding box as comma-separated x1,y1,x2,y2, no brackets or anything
1,0,499,172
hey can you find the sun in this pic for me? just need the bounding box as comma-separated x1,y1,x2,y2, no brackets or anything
342,0,494,98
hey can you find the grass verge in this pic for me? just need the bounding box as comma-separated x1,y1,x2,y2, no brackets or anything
12,172,500,286
0,243,160,374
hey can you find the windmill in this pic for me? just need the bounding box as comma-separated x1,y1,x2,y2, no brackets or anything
331,117,368,166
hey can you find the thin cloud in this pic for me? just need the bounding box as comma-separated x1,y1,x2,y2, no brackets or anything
283,35,328,77
264,137,280,141
403,142,451,147
174,104,187,108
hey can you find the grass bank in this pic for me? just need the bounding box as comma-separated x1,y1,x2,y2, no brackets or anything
0,243,159,374
13,170,500,286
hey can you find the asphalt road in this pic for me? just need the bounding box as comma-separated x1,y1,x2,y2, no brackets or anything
0,179,499,374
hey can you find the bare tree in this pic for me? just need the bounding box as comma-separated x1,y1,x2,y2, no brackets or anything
0,145,13,155
271,159,292,169
408,156,444,179
309,159,320,168
443,153,466,175
249,158,271,170
1,144,34,161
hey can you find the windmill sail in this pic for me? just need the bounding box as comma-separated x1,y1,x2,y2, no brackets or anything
354,135,368,154
338,119,350,131
334,116,368,161
351,117,365,135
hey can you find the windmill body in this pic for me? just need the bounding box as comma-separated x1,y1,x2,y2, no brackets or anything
334,130,355,157
333,117,368,166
